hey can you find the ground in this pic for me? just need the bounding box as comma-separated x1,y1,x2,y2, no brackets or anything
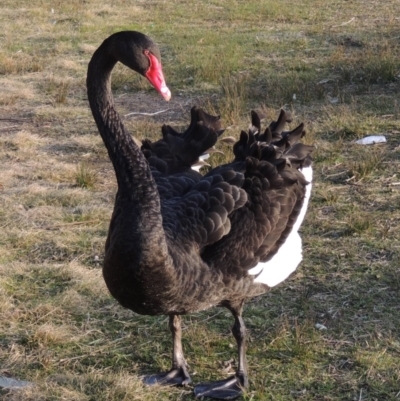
0,0,400,400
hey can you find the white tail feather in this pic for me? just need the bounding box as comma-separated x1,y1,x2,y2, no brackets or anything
249,166,313,287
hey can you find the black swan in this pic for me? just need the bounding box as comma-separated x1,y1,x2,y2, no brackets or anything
87,31,313,400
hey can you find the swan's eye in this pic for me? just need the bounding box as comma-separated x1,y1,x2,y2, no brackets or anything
143,49,153,74
143,50,154,74
143,49,150,62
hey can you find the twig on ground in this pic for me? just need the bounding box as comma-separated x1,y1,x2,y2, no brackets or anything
124,109,170,117
0,125,21,131
332,17,355,27
324,171,348,178
44,220,101,229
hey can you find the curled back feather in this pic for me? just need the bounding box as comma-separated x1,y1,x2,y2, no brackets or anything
233,109,312,171
141,106,224,174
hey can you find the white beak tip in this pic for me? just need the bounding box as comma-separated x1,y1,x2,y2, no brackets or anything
161,87,171,101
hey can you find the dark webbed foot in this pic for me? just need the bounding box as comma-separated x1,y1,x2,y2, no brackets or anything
194,375,245,400
144,314,191,386
194,303,249,399
143,366,191,386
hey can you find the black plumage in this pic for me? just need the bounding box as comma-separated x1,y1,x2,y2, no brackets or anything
142,106,224,175
87,31,313,400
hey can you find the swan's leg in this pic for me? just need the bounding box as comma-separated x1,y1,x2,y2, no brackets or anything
144,314,191,386
194,303,248,400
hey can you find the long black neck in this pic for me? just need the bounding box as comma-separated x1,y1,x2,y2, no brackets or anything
87,46,155,200
87,41,168,264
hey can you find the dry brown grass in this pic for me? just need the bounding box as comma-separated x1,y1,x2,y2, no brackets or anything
1,0,400,400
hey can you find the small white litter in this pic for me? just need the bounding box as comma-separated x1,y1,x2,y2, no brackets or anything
315,323,327,331
327,95,339,104
318,78,333,85
355,135,387,145
0,375,33,390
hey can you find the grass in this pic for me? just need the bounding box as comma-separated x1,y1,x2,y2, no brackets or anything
1,0,400,400
75,163,97,189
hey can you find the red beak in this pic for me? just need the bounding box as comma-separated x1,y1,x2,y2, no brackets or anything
144,51,171,101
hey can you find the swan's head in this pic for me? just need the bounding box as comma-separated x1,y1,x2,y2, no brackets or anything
107,31,171,101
